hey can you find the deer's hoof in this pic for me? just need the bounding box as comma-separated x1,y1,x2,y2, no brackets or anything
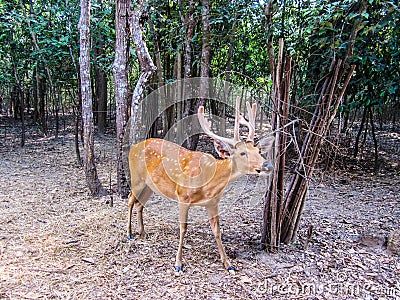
174,266,183,276
139,232,147,239
227,265,236,274
127,235,134,240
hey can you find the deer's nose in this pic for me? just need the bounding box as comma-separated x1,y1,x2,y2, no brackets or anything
262,161,274,172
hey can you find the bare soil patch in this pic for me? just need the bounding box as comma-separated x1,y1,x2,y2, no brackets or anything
0,119,399,299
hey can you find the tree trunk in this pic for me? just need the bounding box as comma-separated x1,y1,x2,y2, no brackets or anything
94,41,107,134
149,16,172,138
11,52,25,146
11,86,18,120
93,0,107,134
175,46,184,142
114,0,130,196
191,0,211,146
38,72,47,135
182,0,197,150
74,106,82,165
68,27,82,165
368,106,379,171
148,17,163,138
55,89,60,139
79,0,107,197
32,67,39,123
20,87,25,147
354,106,367,158
200,0,210,80
94,62,107,134
128,0,157,145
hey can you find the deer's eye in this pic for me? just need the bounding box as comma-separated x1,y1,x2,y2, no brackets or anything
240,152,246,156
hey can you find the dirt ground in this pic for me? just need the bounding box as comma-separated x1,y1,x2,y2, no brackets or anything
0,118,399,300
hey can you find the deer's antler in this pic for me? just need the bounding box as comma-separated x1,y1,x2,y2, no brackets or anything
239,101,257,142
198,106,238,146
198,96,258,144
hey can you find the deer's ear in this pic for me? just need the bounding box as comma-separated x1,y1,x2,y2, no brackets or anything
213,139,233,158
256,135,275,153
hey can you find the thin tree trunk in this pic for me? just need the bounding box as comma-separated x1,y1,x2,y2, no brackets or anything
94,58,107,134
55,89,60,139
175,45,184,142
79,0,107,196
148,17,162,138
68,26,82,165
74,107,82,165
32,67,39,123
20,87,25,147
38,72,47,135
128,0,157,145
114,0,130,196
182,0,196,150
368,106,379,171
362,108,369,147
94,42,107,133
354,106,367,158
11,58,25,147
149,17,172,137
93,0,107,134
263,0,275,83
188,0,211,149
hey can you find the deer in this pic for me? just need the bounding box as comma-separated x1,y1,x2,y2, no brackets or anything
127,97,275,274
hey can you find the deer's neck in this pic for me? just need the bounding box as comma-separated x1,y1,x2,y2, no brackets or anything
216,158,245,184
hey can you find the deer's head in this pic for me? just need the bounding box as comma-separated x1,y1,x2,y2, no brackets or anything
198,98,274,177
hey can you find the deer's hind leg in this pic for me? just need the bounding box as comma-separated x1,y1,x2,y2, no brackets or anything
127,185,153,240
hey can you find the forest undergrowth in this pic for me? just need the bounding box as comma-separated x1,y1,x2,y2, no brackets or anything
0,116,399,299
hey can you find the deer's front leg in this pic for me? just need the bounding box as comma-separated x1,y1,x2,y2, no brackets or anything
206,204,235,272
175,202,189,275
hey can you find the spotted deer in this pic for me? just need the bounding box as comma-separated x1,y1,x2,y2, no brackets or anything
127,97,274,274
